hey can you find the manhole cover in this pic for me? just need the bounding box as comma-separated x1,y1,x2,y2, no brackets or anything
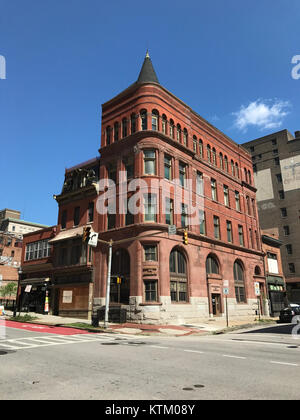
0,351,8,355
127,342,147,345
194,384,205,388
182,387,194,391
287,346,298,348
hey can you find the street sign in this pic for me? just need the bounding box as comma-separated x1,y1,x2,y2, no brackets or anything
25,285,32,293
254,282,260,296
168,225,177,235
88,231,99,247
223,288,229,295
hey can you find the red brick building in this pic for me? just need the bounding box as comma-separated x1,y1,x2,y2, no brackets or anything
32,53,268,322
90,53,267,323
19,226,56,313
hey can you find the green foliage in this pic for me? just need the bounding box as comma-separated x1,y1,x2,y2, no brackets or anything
0,282,17,298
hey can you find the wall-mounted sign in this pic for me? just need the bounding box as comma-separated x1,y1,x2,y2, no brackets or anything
254,282,261,296
62,290,73,303
25,285,32,293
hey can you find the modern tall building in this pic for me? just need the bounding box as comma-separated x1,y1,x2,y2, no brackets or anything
20,54,267,322
243,129,300,303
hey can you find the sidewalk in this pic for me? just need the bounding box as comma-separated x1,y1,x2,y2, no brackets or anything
4,311,278,336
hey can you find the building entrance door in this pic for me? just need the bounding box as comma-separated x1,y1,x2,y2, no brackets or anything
211,294,222,316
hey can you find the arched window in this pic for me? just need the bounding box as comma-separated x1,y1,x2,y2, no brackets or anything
106,126,111,146
176,124,181,142
254,266,261,276
248,170,252,185
235,162,239,178
199,139,203,158
162,114,167,134
170,248,187,302
114,122,119,142
244,168,248,183
207,144,211,162
231,160,235,176
224,155,228,172
183,128,188,146
193,135,197,153
212,148,217,166
219,152,224,170
169,119,175,138
130,113,136,134
122,118,128,138
234,260,246,303
140,109,147,130
152,109,159,131
206,254,219,275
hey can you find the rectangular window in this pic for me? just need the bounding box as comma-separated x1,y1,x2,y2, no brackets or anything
71,244,81,265
286,244,293,255
278,190,285,200
224,185,229,207
289,263,296,274
108,163,117,184
199,210,206,235
144,150,156,175
143,245,158,261
196,172,203,195
73,207,80,226
124,156,134,179
152,115,158,131
179,162,187,187
164,154,172,180
226,221,232,243
125,197,134,226
144,280,158,302
61,210,67,229
88,202,94,223
170,281,187,302
280,207,287,218
276,173,282,183
144,194,157,222
165,198,174,225
235,191,240,212
162,119,166,134
181,203,188,228
107,214,116,230
238,225,244,246
283,225,290,236
267,252,279,274
213,216,220,239
211,179,217,201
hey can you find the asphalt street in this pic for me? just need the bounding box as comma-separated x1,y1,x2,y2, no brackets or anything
0,322,299,400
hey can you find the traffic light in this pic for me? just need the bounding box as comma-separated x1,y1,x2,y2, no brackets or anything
117,276,122,284
183,230,188,245
82,226,91,243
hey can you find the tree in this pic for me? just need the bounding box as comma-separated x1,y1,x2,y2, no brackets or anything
0,282,18,298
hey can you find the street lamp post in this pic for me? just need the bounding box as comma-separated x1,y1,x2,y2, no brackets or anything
13,267,22,317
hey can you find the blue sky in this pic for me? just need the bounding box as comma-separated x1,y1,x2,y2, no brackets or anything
1,0,299,226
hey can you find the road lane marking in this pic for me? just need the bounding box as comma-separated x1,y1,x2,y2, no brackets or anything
150,345,169,349
270,361,298,367
222,354,246,359
183,350,204,354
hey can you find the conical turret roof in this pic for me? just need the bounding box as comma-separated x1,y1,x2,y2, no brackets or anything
137,51,159,84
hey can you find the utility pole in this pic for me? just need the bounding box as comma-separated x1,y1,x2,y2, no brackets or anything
104,239,113,329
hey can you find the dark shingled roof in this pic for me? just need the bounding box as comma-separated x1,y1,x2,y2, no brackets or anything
137,51,159,84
